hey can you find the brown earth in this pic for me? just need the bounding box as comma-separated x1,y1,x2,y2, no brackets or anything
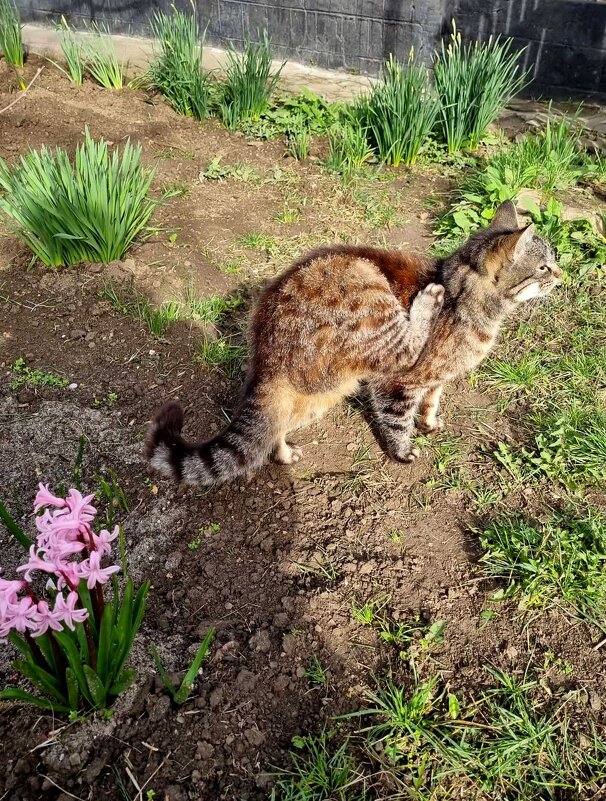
1,56,604,801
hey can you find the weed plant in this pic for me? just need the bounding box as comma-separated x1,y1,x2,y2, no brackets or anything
326,121,373,182
219,32,285,128
0,0,23,67
480,510,606,624
0,130,155,267
356,54,438,167
148,4,211,119
270,731,366,801
351,670,606,798
433,22,528,152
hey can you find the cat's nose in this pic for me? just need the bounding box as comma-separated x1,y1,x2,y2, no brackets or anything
551,266,563,283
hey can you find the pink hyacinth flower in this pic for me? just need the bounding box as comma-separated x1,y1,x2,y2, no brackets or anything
0,596,38,637
53,591,88,631
78,551,120,589
92,526,119,557
0,578,26,615
63,489,97,522
16,545,58,582
46,537,87,562
34,483,67,513
55,562,82,592
31,599,65,638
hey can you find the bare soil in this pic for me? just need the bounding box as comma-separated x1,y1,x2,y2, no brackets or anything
1,56,604,801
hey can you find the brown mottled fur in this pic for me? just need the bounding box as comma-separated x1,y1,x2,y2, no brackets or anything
147,201,561,484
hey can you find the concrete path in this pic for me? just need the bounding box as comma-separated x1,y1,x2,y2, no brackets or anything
22,23,373,102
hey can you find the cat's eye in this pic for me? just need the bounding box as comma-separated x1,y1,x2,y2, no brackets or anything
537,264,548,273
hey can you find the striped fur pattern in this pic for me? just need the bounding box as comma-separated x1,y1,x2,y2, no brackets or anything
147,201,560,484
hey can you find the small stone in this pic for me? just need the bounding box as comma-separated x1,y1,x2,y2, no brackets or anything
244,728,265,747
249,629,271,653
209,686,223,709
236,669,257,691
272,612,289,629
70,329,86,340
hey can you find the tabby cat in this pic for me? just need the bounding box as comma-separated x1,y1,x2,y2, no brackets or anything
147,200,560,484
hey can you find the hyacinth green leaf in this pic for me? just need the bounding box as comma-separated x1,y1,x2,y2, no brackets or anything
0,687,70,712
150,645,177,701
96,600,116,686
83,665,107,709
174,628,216,704
66,667,80,711
109,667,136,697
53,630,94,706
13,659,67,703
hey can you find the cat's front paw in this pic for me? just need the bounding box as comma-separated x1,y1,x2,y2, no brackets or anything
388,445,420,464
410,283,445,323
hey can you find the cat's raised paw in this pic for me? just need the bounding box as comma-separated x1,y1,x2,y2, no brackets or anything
410,283,445,321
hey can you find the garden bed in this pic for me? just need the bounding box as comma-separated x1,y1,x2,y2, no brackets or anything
1,54,606,801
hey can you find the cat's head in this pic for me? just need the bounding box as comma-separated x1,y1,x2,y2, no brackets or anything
456,200,561,303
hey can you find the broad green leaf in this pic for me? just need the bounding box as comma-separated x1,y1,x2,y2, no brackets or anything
175,628,216,705
13,659,67,703
96,601,115,686
448,693,461,719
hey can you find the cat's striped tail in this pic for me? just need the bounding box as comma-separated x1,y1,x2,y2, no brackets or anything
145,390,276,485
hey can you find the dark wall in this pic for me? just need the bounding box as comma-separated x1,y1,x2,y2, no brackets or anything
15,0,606,101
452,0,606,100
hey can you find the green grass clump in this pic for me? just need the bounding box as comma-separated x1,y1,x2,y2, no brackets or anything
0,0,23,67
56,17,84,85
355,670,606,798
433,22,528,152
101,282,181,339
219,32,284,128
148,4,211,119
356,54,438,167
194,337,246,378
0,130,155,266
270,732,366,801
81,23,124,88
479,510,606,622
184,287,243,323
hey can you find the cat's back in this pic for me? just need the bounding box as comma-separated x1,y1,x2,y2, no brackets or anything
264,245,432,308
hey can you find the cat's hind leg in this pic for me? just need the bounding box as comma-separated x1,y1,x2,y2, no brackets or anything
272,437,303,464
269,380,358,465
417,384,444,434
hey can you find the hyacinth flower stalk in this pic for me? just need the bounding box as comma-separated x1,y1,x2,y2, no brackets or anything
0,484,149,713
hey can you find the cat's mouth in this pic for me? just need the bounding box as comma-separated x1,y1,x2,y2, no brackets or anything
511,275,561,302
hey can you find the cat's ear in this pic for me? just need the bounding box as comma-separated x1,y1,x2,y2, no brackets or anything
512,224,535,259
490,200,519,231
483,225,533,277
